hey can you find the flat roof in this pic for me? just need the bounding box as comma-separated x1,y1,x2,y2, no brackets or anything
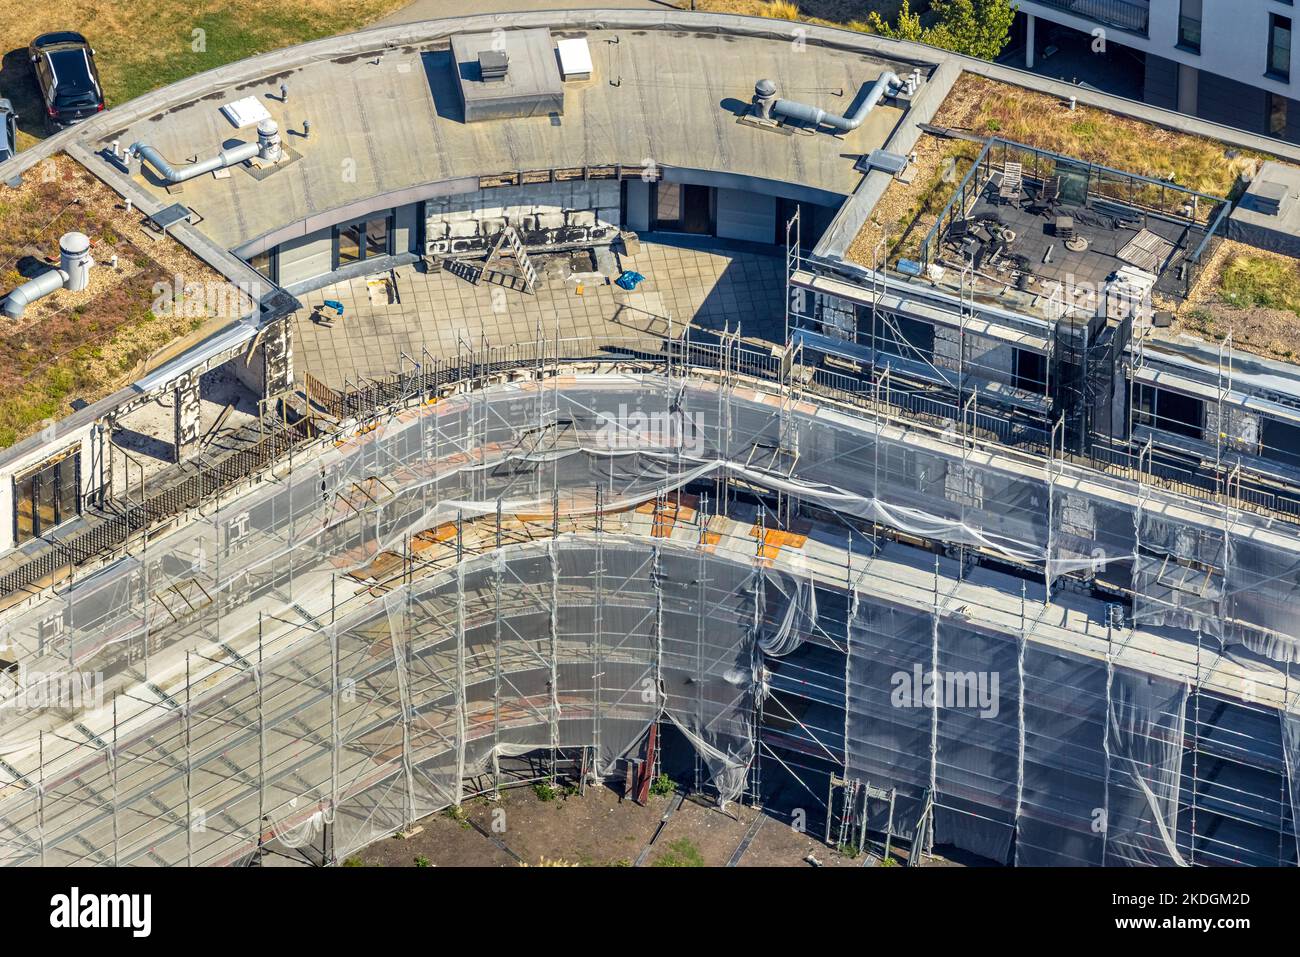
88,27,906,251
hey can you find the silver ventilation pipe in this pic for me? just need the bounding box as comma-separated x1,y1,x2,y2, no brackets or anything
1,232,95,320
764,71,901,133
128,136,269,185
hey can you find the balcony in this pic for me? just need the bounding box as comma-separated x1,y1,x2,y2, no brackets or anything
1027,0,1150,37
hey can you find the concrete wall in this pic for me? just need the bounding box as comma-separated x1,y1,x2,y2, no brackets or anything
625,179,651,233
716,188,777,244
1206,402,1262,455
934,326,1017,388
424,180,621,257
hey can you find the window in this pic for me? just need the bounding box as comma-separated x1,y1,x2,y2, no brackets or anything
364,217,390,258
1269,15,1292,82
333,214,394,269
651,182,713,234
336,223,362,266
13,451,80,545
876,315,935,361
249,247,278,283
1270,92,1289,137
1263,417,1300,469
1136,385,1204,440
1178,0,1202,53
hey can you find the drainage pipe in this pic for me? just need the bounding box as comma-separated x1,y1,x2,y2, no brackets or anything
771,71,901,132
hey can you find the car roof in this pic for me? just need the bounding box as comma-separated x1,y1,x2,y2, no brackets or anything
32,31,89,49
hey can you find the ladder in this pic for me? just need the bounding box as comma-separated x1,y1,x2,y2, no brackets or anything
485,225,537,294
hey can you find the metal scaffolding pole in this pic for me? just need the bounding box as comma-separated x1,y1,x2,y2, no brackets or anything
111,695,119,867
1101,651,1114,866
493,502,503,795
256,614,267,864
593,486,605,780
455,514,467,806
549,497,560,782
186,651,193,867
329,602,339,865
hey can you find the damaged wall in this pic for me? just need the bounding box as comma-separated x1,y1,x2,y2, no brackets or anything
425,179,621,257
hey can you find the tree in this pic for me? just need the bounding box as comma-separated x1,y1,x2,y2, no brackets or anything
868,0,925,42
869,0,1018,61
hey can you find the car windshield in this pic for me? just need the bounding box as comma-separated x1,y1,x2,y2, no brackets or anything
49,50,97,99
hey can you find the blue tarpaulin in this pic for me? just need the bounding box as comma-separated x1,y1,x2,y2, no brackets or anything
615,270,645,291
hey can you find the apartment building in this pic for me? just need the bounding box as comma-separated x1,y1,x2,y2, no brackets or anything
1013,0,1300,142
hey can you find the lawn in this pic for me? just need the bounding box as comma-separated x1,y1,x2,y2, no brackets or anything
1173,242,1300,362
1219,253,1300,314
0,0,409,149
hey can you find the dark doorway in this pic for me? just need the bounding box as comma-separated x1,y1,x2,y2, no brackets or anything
653,182,713,234
1136,385,1204,439
1014,348,1048,393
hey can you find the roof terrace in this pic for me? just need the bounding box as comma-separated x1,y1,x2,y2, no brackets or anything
906,137,1230,324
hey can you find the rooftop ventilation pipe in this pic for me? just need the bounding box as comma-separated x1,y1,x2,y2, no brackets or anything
2,232,94,320
128,120,282,185
753,72,901,133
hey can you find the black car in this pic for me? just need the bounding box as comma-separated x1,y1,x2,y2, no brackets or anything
28,31,105,129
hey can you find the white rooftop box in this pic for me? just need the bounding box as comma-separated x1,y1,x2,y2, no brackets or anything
556,37,593,81
221,96,272,129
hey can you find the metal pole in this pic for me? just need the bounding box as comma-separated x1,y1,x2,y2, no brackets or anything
186,651,193,867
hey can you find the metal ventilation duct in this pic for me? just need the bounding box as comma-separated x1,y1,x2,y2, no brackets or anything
128,121,282,185
1,232,94,319
752,72,902,133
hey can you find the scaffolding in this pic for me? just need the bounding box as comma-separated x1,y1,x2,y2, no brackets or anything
0,338,1297,866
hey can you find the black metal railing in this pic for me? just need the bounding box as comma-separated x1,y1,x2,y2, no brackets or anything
1028,0,1150,35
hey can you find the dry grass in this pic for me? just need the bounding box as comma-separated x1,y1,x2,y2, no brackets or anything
934,75,1262,198
1176,241,1300,362
0,0,409,149
0,154,248,448
847,134,981,267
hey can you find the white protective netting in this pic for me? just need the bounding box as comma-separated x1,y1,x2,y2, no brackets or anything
0,371,1284,865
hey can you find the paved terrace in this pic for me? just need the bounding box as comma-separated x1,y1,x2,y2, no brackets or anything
89,26,906,252
296,239,785,387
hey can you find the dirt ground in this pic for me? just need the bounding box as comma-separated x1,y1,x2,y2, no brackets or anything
350,783,914,868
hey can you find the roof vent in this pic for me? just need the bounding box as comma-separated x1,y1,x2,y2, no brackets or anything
479,49,509,81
